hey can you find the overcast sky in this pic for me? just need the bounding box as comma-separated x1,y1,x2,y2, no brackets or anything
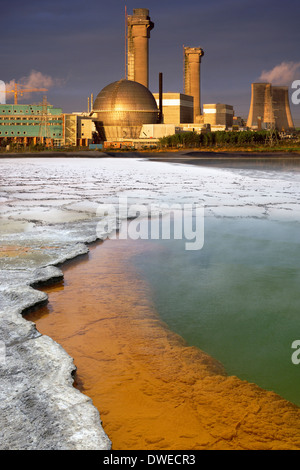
1,0,300,124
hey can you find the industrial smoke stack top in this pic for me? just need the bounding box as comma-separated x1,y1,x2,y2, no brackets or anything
127,8,154,89
184,47,204,122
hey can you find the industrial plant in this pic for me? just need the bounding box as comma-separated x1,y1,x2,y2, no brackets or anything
89,7,235,149
0,7,295,150
246,82,294,130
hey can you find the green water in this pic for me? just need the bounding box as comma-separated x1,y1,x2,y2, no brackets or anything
132,216,300,406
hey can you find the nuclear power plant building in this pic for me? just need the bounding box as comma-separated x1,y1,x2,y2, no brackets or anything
247,82,294,131
92,79,159,141
5,7,296,151
153,93,194,124
91,7,241,148
90,7,210,147
203,104,234,128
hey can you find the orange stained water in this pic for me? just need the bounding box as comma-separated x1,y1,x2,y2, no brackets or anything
26,238,300,450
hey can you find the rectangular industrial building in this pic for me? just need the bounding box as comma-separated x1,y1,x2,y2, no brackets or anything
140,124,182,139
153,93,194,124
63,114,95,147
0,104,63,147
203,103,234,129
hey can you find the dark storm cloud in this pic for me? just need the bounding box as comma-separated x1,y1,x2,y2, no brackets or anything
1,0,299,123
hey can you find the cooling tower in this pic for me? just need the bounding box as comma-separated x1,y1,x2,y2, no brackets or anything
272,86,294,130
127,8,154,89
247,82,294,130
184,47,204,122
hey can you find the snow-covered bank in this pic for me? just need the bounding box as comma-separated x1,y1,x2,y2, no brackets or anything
0,239,111,449
1,155,300,449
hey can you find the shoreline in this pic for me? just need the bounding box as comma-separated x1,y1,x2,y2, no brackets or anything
1,155,300,450
1,148,300,160
26,237,300,450
0,242,112,450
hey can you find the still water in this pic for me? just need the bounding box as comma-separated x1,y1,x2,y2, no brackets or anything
24,156,300,448
131,160,300,407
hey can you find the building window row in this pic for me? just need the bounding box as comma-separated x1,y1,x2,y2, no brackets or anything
1,109,62,116
0,131,62,136
0,131,27,135
1,109,42,114
0,116,61,121
0,122,62,126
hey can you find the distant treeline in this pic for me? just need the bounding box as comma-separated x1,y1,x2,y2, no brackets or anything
159,130,280,148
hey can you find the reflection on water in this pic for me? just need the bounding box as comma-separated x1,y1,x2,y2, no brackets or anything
154,155,300,177
156,153,300,168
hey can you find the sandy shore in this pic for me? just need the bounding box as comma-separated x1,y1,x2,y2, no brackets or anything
26,238,300,450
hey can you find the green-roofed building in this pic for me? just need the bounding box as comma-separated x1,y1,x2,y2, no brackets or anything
0,103,63,147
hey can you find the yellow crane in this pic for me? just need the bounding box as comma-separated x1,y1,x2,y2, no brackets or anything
4,83,48,104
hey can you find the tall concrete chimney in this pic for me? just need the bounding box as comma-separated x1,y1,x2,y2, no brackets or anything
184,47,204,122
247,82,294,130
127,8,154,88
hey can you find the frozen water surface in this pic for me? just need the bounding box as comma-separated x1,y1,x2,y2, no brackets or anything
1,155,300,448
1,155,300,293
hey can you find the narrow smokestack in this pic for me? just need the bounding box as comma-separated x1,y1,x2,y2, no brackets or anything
184,47,204,122
127,8,154,88
159,72,163,123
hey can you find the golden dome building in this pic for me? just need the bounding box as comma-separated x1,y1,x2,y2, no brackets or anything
92,79,159,141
